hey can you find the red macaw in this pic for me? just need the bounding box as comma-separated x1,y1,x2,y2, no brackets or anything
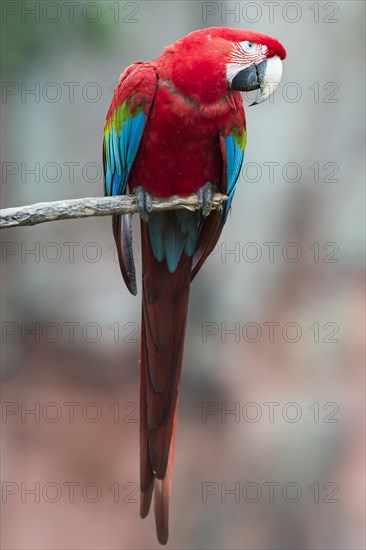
103,27,286,544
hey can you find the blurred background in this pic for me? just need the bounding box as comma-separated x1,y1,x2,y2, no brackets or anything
1,1,365,548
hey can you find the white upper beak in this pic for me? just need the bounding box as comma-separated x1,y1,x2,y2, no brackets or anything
250,55,283,106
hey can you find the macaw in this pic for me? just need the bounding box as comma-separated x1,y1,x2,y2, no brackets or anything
103,27,286,544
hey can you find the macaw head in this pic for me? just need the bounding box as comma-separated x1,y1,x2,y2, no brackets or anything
163,27,286,105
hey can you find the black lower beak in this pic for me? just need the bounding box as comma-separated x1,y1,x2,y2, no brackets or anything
231,59,267,92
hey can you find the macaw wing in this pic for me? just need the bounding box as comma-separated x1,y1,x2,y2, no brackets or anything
191,126,246,280
221,127,246,218
103,62,158,294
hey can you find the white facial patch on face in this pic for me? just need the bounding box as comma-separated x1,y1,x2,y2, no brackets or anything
226,42,268,84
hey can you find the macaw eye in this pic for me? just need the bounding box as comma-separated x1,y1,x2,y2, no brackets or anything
243,41,256,52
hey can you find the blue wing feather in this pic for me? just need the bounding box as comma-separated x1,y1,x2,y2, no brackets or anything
104,113,147,197
224,134,245,217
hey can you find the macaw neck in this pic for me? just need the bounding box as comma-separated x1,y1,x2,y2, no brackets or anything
155,50,230,105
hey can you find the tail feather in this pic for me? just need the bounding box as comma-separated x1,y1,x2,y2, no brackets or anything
140,318,155,517
139,220,191,543
112,214,137,295
154,406,177,545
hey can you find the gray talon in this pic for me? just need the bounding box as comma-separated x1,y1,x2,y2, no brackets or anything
145,193,153,213
198,182,216,218
135,186,153,222
197,187,204,209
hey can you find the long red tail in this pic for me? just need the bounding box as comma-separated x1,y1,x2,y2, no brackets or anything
139,221,191,544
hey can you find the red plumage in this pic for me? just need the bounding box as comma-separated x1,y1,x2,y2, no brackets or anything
128,39,245,197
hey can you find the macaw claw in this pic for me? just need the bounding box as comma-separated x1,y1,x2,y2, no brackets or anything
135,186,153,222
198,182,218,218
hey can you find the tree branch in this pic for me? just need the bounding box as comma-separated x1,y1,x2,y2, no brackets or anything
0,193,228,229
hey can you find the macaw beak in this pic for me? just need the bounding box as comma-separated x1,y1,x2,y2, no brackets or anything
231,55,283,106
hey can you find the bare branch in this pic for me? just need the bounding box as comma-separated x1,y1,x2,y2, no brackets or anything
0,193,228,229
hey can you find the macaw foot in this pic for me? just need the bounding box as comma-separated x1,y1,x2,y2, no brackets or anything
135,186,153,222
197,182,218,218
